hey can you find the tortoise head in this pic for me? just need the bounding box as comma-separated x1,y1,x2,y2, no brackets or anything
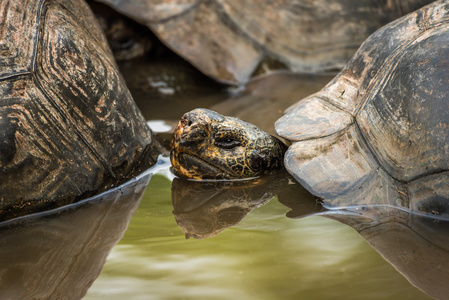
170,108,287,180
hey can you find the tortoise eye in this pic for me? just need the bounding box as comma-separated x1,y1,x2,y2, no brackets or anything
214,136,241,149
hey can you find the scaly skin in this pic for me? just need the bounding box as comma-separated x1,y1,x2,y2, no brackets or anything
171,108,287,180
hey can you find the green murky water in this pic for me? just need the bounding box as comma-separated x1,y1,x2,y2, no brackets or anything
85,173,430,299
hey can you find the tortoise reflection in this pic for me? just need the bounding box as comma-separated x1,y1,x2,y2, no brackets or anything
284,201,449,300
171,171,317,239
172,170,449,300
0,173,151,300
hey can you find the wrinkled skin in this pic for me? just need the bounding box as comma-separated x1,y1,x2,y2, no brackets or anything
171,109,287,180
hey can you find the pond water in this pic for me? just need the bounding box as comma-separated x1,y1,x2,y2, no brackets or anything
85,54,441,299
83,170,433,300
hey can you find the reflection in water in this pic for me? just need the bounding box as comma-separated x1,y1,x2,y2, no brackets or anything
171,165,449,299
172,177,273,239
286,202,449,300
87,171,431,299
285,174,449,300
334,209,449,300
0,171,151,299
172,171,316,239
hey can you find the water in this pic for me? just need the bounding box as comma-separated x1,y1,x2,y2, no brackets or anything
84,170,431,299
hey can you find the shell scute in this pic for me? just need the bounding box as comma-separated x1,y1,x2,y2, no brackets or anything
0,0,158,220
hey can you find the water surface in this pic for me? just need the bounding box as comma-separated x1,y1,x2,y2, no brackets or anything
85,172,431,299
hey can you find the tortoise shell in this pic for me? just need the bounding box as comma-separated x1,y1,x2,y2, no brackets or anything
95,0,434,84
0,0,158,219
275,1,448,203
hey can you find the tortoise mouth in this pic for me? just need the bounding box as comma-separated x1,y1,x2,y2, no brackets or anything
171,150,232,180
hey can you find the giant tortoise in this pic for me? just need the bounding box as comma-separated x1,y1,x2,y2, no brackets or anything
0,0,160,220
93,0,434,84
274,0,449,208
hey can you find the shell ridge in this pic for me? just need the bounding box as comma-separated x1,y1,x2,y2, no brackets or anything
0,71,33,81
352,122,409,185
314,93,353,114
31,72,117,180
28,0,46,74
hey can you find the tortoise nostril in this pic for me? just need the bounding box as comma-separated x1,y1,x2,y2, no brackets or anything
180,115,193,127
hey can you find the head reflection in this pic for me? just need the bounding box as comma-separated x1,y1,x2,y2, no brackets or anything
171,177,274,239
171,171,315,239
171,163,449,299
